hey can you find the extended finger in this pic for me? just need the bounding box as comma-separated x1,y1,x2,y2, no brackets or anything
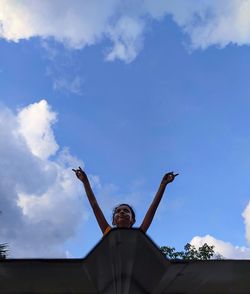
72,169,77,172
174,173,179,177
79,166,83,171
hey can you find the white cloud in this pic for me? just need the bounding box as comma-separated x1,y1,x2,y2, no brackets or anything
190,235,250,259
164,0,250,49
242,201,250,244
0,0,147,62
17,100,58,160
0,0,117,46
1,0,250,62
106,16,145,63
0,100,87,257
189,199,250,260
0,0,126,60
53,75,83,95
0,100,144,257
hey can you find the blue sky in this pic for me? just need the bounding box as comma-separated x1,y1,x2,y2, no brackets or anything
1,0,250,258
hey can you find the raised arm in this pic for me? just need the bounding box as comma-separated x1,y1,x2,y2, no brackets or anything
140,172,178,233
72,167,110,234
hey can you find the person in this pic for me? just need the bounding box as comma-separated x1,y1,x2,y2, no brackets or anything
72,167,178,235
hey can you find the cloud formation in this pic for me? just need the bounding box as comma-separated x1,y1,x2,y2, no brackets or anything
0,100,144,257
242,202,250,244
53,76,83,96
1,1,250,62
0,100,87,257
190,196,250,259
190,235,250,259
17,100,58,160
165,0,250,49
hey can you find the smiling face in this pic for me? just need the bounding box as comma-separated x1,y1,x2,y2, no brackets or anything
112,204,135,228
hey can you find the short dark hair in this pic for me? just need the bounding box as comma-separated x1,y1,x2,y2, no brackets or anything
112,204,136,227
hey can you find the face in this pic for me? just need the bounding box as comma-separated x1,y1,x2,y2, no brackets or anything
113,205,134,228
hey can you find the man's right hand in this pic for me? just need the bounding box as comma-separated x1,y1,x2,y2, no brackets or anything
72,166,88,183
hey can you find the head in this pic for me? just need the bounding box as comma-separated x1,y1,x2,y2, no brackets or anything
112,204,136,228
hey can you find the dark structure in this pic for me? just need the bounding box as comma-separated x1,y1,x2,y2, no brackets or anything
1,229,250,293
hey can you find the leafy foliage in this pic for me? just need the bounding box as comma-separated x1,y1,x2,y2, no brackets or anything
0,243,8,259
160,243,219,260
0,211,8,259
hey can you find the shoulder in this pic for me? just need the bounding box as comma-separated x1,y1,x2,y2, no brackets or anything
139,225,146,234
103,225,112,236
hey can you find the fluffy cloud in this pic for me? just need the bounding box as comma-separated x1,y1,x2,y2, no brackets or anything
0,0,132,61
189,200,250,259
106,15,145,63
17,100,58,160
190,235,250,259
1,0,250,62
0,99,145,257
0,0,117,45
0,100,87,257
242,202,250,244
164,0,250,49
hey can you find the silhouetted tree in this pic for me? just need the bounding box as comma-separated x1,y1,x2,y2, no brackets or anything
160,243,222,260
0,243,8,259
0,211,8,259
